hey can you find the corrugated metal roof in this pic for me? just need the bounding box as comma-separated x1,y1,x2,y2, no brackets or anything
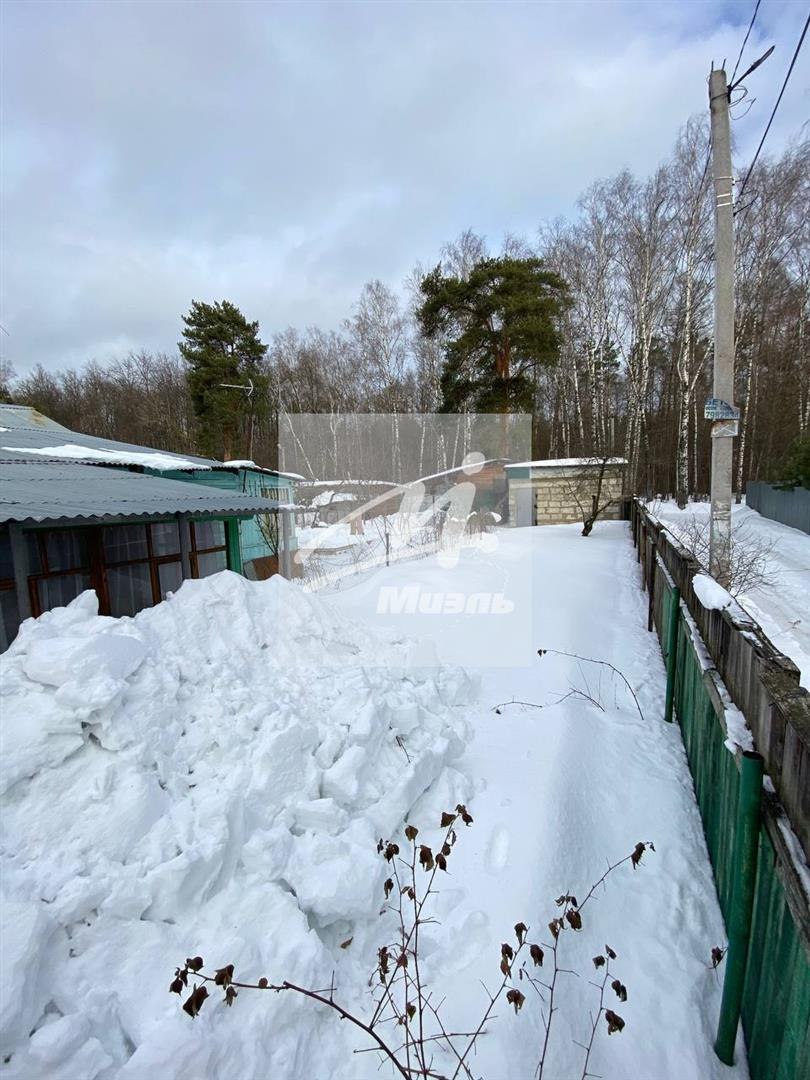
0,461,280,524
0,402,220,469
0,404,72,433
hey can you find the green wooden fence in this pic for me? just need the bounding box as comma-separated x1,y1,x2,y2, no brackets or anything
631,501,810,1080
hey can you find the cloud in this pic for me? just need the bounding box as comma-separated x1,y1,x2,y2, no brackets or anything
1,0,807,372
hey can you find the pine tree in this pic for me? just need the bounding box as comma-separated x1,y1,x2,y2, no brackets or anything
416,257,568,413
179,300,268,459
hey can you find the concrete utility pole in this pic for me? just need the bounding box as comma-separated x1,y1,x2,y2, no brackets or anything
707,68,738,588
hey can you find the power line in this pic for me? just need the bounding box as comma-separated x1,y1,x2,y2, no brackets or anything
737,11,810,205
730,0,762,84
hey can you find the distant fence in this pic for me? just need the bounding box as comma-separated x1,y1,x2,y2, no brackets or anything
630,499,809,1080
746,481,810,534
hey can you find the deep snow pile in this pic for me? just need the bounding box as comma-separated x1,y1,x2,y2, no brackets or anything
0,573,474,1078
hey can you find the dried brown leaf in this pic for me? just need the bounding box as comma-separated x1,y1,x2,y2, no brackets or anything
182,985,208,1018
605,1009,625,1035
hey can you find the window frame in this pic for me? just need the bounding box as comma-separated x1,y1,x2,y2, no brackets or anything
102,521,183,613
25,526,96,617
190,519,229,577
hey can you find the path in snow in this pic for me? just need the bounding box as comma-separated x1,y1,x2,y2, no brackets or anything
651,500,810,687
330,522,747,1080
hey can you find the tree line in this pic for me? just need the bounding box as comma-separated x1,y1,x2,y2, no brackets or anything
3,117,807,497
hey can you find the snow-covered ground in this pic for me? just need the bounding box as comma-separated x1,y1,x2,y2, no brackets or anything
650,500,810,687
0,524,746,1079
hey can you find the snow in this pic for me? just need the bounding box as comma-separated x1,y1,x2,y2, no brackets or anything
0,524,746,1080
651,500,810,687
222,459,256,468
693,572,734,611
309,489,356,507
296,521,367,551
322,523,745,1079
2,443,208,471
723,703,755,754
505,457,628,468
0,573,474,1079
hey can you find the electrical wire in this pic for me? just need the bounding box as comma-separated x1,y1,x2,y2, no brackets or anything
737,11,810,205
731,0,762,84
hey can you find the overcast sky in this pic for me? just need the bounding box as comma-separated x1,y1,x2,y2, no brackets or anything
1,0,808,374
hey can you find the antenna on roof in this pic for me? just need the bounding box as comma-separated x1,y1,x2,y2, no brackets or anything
218,378,256,458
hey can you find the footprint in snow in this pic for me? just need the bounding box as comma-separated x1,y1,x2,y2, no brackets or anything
485,824,510,874
442,909,489,974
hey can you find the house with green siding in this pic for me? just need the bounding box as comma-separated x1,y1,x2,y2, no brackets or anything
154,460,299,579
0,405,296,649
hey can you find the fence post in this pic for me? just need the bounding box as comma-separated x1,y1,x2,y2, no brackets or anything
647,539,656,632
664,585,680,723
714,749,764,1065
280,508,291,579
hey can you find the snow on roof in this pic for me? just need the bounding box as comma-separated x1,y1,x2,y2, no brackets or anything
299,479,397,487
3,443,208,472
413,458,503,484
222,460,297,480
0,403,219,470
505,457,628,469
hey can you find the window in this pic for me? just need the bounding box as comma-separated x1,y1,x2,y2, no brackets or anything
151,521,180,556
103,524,148,562
26,528,93,618
196,550,227,578
106,563,153,617
191,520,228,578
102,521,183,617
158,560,183,597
